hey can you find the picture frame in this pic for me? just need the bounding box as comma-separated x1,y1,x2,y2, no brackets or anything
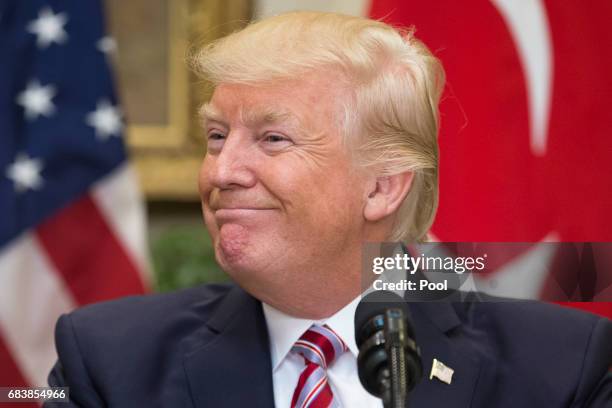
105,0,251,199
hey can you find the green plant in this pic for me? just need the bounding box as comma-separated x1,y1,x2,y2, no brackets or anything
151,226,228,292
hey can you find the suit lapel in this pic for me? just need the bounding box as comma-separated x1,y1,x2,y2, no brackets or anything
408,301,483,407
182,286,275,408
180,284,484,407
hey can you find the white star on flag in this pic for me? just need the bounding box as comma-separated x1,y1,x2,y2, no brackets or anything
27,7,68,48
85,100,123,139
16,80,57,120
5,154,44,192
97,36,117,54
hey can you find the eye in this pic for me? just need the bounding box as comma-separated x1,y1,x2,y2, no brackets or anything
208,132,225,141
264,134,288,143
260,133,293,152
206,130,226,153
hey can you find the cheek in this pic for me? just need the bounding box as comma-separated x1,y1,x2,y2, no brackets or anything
199,158,218,236
202,205,220,247
284,169,364,227
198,159,212,197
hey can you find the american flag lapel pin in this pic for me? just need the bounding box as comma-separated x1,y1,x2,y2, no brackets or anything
429,358,454,385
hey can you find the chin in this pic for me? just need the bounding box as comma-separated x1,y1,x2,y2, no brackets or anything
213,225,260,273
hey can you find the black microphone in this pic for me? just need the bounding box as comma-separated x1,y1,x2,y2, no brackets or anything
355,290,423,408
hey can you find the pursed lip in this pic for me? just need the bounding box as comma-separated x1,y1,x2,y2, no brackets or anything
213,207,277,219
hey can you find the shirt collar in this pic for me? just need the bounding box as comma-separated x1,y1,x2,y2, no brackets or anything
262,295,362,372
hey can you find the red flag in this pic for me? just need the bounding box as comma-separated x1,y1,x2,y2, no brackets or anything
369,0,612,317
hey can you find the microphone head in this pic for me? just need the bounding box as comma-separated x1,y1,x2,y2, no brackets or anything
354,290,423,399
354,290,414,347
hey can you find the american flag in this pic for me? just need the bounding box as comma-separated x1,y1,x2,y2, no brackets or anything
0,0,150,396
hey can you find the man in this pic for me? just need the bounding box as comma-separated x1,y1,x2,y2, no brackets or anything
47,12,612,407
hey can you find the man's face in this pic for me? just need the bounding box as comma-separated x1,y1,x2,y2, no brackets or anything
199,75,369,313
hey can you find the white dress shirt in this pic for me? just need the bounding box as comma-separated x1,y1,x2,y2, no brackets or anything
262,296,383,408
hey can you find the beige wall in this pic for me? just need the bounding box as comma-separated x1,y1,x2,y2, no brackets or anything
255,0,368,19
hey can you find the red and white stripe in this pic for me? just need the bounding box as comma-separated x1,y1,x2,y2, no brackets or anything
291,325,347,408
0,164,150,389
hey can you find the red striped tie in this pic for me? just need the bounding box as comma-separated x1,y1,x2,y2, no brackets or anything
291,324,348,408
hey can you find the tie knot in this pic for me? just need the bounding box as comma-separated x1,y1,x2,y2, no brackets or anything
291,324,348,369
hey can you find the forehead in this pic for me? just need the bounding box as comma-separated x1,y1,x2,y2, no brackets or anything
201,74,348,132
200,101,298,128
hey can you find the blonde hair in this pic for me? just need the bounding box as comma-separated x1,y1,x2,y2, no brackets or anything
192,11,445,242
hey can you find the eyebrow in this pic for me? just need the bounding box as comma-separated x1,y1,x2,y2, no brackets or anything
199,103,224,124
199,103,301,128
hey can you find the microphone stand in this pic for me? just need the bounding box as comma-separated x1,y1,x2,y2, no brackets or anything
383,309,408,408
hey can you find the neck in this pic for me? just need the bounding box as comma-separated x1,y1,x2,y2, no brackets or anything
261,251,364,320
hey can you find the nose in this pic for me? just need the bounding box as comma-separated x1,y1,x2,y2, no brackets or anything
205,132,257,190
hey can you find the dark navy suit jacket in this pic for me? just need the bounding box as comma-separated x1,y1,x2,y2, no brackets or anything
45,283,612,407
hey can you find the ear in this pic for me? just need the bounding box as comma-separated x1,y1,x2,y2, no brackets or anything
364,172,414,222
